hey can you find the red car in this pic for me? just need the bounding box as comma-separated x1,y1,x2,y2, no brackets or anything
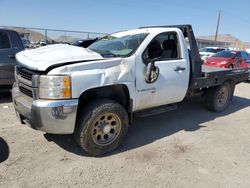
203,50,250,68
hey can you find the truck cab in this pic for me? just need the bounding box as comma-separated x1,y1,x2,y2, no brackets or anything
85,27,190,110
12,25,249,156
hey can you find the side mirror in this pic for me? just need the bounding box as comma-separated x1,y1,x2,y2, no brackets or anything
144,58,160,83
143,40,162,83
142,51,150,64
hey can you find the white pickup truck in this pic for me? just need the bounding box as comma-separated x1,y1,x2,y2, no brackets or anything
12,25,249,156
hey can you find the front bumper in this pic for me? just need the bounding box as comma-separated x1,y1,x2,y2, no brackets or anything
12,83,78,134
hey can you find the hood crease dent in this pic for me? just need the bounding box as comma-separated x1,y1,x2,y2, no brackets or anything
47,56,134,98
16,44,103,71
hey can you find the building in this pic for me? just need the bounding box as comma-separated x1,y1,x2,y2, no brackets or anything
196,38,230,49
196,34,250,50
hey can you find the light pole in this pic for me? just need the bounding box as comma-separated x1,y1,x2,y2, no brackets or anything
214,10,221,46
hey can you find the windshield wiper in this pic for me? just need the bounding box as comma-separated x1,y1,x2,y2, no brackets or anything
91,49,120,57
101,51,120,58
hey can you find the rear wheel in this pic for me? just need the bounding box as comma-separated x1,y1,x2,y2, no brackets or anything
74,99,129,156
205,82,234,112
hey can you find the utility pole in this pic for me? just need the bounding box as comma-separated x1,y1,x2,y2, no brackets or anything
214,10,221,46
45,29,48,44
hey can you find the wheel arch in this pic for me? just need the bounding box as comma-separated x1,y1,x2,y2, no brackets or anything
205,79,235,112
76,84,132,121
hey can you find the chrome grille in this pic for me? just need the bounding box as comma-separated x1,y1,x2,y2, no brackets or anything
19,85,33,98
17,67,33,81
16,66,40,98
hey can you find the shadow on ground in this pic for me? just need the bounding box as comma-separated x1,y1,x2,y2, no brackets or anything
0,93,12,103
44,96,250,157
0,137,9,163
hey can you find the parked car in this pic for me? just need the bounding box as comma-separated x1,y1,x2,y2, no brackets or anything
71,38,99,48
203,50,250,69
39,40,47,46
12,25,248,156
0,29,24,92
199,47,228,61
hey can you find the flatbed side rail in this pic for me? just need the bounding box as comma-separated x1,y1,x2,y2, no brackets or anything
190,68,249,90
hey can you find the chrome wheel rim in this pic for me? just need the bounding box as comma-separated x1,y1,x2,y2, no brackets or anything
91,113,121,146
217,85,229,108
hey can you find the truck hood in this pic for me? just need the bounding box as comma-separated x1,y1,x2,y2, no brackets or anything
16,44,103,71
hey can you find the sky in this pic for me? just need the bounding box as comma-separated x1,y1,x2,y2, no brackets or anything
0,0,250,41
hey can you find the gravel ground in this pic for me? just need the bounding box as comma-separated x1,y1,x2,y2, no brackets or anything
0,83,250,188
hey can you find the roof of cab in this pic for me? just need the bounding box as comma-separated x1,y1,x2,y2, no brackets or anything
112,27,181,37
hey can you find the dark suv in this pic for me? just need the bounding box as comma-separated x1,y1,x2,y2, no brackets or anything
0,29,24,92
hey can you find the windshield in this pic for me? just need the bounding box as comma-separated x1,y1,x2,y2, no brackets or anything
200,48,217,53
200,48,226,53
88,33,148,57
211,51,236,58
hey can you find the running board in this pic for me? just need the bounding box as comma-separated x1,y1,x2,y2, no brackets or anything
135,104,177,117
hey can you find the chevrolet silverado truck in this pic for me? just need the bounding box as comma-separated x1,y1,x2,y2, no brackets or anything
0,29,24,92
12,25,249,156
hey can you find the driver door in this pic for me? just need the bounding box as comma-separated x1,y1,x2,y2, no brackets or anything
135,32,189,111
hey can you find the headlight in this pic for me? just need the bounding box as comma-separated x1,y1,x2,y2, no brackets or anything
39,75,71,99
220,61,228,65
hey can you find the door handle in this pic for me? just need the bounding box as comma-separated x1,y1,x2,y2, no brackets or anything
8,54,15,59
174,66,186,71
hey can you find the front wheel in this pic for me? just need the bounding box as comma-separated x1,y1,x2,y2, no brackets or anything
205,82,234,112
74,99,129,156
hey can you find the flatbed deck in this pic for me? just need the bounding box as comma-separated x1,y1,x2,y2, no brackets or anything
191,65,249,90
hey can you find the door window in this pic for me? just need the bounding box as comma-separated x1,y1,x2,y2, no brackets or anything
144,32,181,62
235,52,242,58
241,52,249,60
0,32,11,49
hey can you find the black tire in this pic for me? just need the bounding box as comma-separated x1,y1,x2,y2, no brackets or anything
0,137,9,163
74,99,129,156
205,82,234,112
